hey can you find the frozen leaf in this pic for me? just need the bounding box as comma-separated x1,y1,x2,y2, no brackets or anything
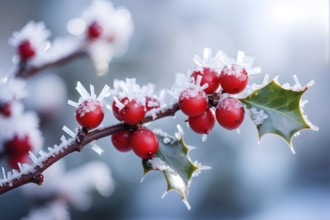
240,78,317,152
142,132,208,210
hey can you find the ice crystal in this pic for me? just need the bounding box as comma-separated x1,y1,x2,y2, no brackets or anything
147,157,171,171
81,0,133,75
0,77,27,102
193,47,226,72
68,81,110,109
249,107,269,125
9,21,50,58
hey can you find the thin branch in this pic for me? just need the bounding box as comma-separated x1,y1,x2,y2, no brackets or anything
0,103,179,195
15,49,86,78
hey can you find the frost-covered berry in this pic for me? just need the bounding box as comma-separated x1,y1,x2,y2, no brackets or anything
17,39,36,61
112,98,126,121
119,98,145,125
219,64,248,94
216,98,245,130
8,154,30,170
76,99,104,129
87,21,103,40
4,134,32,156
179,88,208,117
111,130,132,152
131,128,159,159
191,68,219,94
188,108,215,134
145,97,160,112
0,102,12,117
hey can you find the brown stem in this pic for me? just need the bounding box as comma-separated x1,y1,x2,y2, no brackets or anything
0,103,180,195
15,49,86,78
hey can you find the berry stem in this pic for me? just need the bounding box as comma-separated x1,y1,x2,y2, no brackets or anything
15,48,86,78
0,103,180,195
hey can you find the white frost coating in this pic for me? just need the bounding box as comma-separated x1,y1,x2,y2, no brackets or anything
0,102,43,152
82,0,133,75
62,126,76,138
91,141,104,155
249,108,269,125
175,124,184,140
148,157,171,171
278,75,314,92
182,199,192,211
9,21,50,59
192,161,212,178
0,77,27,102
202,134,207,142
289,145,296,154
193,48,226,72
22,201,70,220
163,137,171,144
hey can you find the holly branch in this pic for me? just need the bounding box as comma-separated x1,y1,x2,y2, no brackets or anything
0,103,180,195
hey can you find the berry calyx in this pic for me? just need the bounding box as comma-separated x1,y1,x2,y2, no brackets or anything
216,97,245,130
130,128,159,159
179,88,208,117
8,154,30,170
87,21,103,40
0,102,12,117
119,98,145,125
111,130,132,152
188,108,215,134
17,40,36,61
4,134,32,156
76,99,104,129
145,97,160,112
219,64,248,94
191,68,220,94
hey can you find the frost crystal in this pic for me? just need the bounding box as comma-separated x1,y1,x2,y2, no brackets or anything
147,157,171,171
68,81,110,109
193,47,226,72
81,0,133,75
249,107,269,125
9,21,50,57
0,77,27,102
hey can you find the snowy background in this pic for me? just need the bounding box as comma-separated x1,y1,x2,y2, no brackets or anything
0,0,329,219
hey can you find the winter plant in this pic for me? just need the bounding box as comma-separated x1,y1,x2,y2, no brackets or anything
0,0,318,217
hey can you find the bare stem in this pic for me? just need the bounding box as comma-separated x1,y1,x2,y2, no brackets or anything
15,49,86,78
0,103,180,195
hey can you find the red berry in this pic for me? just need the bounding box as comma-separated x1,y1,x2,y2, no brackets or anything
8,154,30,170
87,21,103,40
17,40,36,61
119,98,145,125
179,88,208,117
191,68,220,94
219,64,248,94
145,97,160,111
216,98,245,130
0,102,12,117
4,134,32,156
111,130,132,152
188,108,215,134
76,99,104,129
131,128,159,159
112,97,128,121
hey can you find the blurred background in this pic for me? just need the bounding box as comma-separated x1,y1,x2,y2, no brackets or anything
0,0,329,219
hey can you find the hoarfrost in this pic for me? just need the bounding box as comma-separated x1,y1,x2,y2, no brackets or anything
147,157,171,171
249,107,269,125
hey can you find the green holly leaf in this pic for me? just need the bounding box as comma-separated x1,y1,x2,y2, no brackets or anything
240,77,318,153
142,129,210,210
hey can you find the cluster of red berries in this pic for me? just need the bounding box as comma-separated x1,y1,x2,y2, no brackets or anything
179,64,247,134
75,96,160,159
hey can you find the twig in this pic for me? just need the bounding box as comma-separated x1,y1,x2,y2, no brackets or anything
0,103,179,195
15,49,86,78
